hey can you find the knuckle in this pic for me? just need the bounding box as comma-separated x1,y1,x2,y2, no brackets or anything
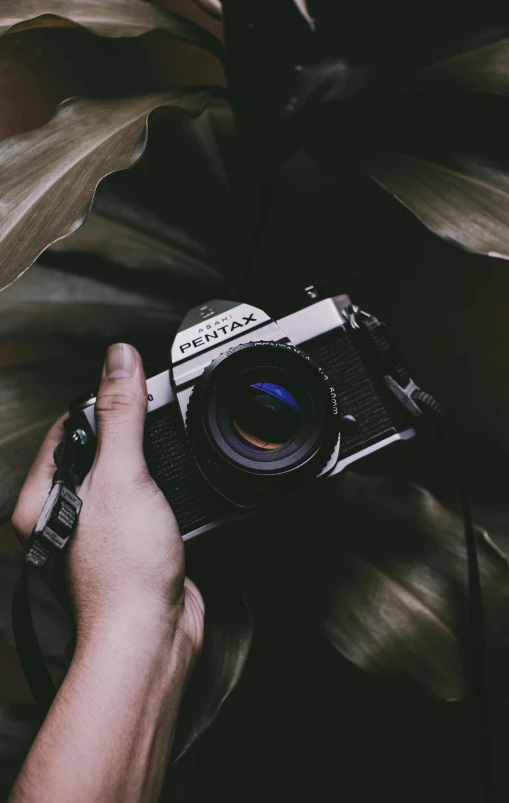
95,392,135,420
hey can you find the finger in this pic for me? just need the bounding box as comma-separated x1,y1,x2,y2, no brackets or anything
93,343,148,477
11,414,67,543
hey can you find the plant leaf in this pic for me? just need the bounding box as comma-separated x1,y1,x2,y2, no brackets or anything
347,28,509,108
0,89,211,292
50,209,225,288
253,472,509,700
354,147,509,261
304,101,509,260
172,581,252,762
352,109,509,261
0,0,223,59
50,104,249,292
419,35,509,97
292,0,314,29
190,0,223,20
52,209,223,287
0,263,183,338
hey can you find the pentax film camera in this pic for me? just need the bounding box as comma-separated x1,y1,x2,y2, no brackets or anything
66,287,426,540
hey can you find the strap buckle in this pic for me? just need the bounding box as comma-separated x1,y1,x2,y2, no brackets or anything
384,376,423,418
342,303,366,330
344,304,424,418
33,481,82,553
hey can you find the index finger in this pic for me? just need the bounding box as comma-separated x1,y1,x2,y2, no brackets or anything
11,414,67,544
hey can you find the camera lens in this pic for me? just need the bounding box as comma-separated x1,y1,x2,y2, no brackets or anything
230,382,301,451
185,341,340,507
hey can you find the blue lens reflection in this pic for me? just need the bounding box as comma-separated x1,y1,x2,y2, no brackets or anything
250,382,299,411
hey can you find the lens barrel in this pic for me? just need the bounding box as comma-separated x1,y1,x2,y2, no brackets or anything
185,341,340,507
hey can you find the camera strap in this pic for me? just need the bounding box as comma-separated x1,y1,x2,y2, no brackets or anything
11,429,83,715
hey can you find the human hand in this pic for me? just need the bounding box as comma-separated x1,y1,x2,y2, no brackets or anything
12,343,204,656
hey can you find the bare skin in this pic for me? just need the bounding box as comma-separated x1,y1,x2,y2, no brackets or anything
9,343,204,803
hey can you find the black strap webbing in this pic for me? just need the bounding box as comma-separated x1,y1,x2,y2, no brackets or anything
12,562,57,715
11,432,82,717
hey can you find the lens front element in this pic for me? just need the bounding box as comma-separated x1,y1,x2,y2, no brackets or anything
185,341,340,507
231,382,301,451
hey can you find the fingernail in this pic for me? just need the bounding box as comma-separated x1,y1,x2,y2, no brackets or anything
105,343,135,379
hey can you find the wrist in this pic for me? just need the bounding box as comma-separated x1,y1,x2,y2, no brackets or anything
75,601,198,676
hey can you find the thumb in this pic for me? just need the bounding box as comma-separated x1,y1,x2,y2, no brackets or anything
94,343,147,474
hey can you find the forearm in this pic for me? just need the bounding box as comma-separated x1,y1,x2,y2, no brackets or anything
9,610,194,803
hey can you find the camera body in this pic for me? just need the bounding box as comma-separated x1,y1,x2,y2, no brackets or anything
68,289,417,540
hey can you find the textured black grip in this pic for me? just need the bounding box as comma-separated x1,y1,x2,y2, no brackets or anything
143,403,233,536
303,327,409,458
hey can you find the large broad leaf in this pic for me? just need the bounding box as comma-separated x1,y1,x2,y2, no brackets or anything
345,26,509,107
289,15,509,261
171,579,252,762
423,34,509,98
0,0,223,58
50,104,249,293
252,472,509,700
292,0,314,29
0,263,184,339
0,89,211,292
303,101,509,259
353,147,509,261
50,207,225,291
190,0,223,19
351,107,509,261
49,203,227,294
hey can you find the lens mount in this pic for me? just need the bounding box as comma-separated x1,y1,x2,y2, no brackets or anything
185,341,340,507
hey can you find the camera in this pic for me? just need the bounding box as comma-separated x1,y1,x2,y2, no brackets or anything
66,287,421,540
